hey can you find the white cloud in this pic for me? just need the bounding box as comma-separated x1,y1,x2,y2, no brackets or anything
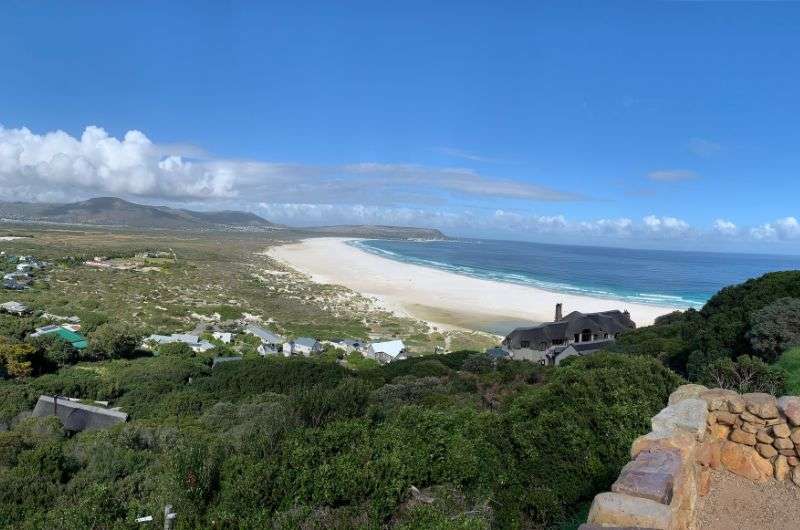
434,147,504,163
750,217,800,241
713,219,737,236
643,215,691,233
646,169,698,182
0,123,582,205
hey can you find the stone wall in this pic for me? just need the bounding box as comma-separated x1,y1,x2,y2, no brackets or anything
579,385,800,530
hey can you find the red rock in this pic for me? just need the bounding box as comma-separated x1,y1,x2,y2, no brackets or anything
611,451,680,505
776,455,791,481
774,438,794,450
756,429,774,444
773,423,791,438
743,393,779,419
720,441,773,482
698,466,711,497
730,428,756,446
757,443,778,458
778,396,800,427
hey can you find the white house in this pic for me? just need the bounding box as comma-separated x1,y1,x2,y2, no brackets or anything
0,301,29,315
365,340,407,364
244,324,284,355
144,333,214,353
212,331,233,344
283,337,322,357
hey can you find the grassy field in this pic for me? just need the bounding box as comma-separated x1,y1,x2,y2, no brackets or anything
0,224,495,354
776,346,800,395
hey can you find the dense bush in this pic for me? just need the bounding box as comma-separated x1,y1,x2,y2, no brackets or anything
747,297,800,362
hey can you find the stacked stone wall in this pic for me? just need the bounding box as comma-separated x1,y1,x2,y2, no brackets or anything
580,385,800,530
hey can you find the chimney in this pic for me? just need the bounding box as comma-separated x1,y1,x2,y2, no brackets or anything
555,303,563,321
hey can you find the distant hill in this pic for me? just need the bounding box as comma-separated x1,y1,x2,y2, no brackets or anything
0,198,448,239
297,224,447,240
0,197,278,230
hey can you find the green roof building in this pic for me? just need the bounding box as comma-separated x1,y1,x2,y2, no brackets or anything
33,326,88,350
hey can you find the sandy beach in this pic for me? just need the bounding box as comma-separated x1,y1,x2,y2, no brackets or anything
268,238,678,333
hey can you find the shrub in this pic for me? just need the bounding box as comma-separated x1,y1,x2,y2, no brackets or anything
86,323,142,360
158,341,195,358
747,297,800,362
698,354,786,395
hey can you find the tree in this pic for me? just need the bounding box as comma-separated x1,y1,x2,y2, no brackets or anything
748,297,800,362
158,341,195,358
28,335,79,369
698,355,786,395
86,323,142,360
0,340,38,378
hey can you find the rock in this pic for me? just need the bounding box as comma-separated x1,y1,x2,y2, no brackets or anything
743,392,779,419
756,429,775,444
776,455,791,481
741,422,760,434
715,411,737,425
740,411,766,425
631,431,696,461
774,438,794,450
757,443,778,458
791,428,800,445
669,384,709,406
587,492,672,529
789,456,800,466
698,466,711,497
578,525,650,530
773,423,792,438
706,411,717,426
778,396,800,427
779,449,798,457
793,465,800,487
700,388,739,412
710,424,730,440
612,450,680,505
651,398,708,440
730,428,757,446
720,441,773,482
766,417,784,426
728,394,746,414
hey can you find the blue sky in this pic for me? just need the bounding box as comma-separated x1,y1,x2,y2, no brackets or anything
1,1,799,252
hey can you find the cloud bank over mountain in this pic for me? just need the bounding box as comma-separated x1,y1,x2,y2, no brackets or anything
1,123,798,247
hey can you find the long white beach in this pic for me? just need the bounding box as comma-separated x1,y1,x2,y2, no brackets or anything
267,238,678,332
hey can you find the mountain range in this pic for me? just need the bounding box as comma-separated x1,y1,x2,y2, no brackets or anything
0,197,446,239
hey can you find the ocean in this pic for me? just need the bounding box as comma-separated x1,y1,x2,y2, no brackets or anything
352,238,800,309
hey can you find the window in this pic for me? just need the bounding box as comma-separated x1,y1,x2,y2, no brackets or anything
520,340,530,348
580,329,592,342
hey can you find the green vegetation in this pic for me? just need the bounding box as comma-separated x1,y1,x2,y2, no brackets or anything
0,352,678,529
776,347,800,395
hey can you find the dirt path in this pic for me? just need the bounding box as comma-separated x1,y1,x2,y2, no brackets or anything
696,469,800,529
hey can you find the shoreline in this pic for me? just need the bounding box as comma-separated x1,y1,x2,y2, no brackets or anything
267,237,677,334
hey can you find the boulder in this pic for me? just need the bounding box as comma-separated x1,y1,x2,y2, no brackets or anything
773,423,791,438
728,394,746,414
791,428,800,445
776,455,791,481
789,456,800,466
740,411,766,425
774,438,794,450
715,411,737,426
779,449,798,457
669,384,709,406
587,492,672,530
756,443,778,459
612,450,680,505
793,465,800,487
698,466,711,497
743,393,779,419
710,424,730,440
700,388,739,412
756,429,774,444
729,428,756,446
741,422,760,434
778,396,800,427
696,440,722,470
631,431,696,461
651,398,708,440
720,441,773,482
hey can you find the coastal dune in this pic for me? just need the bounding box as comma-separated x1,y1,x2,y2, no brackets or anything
268,238,678,333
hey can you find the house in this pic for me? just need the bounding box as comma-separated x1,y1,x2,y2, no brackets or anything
501,303,635,364
30,325,89,350
144,333,214,353
212,331,233,344
0,301,29,315
485,347,511,360
244,324,284,355
326,338,365,353
31,395,127,432
365,340,407,364
283,337,322,356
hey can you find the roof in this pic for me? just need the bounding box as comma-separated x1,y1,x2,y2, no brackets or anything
486,347,510,359
212,356,243,367
294,337,319,348
370,339,406,358
31,395,127,431
503,309,635,349
245,324,283,344
31,326,88,349
0,301,28,313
